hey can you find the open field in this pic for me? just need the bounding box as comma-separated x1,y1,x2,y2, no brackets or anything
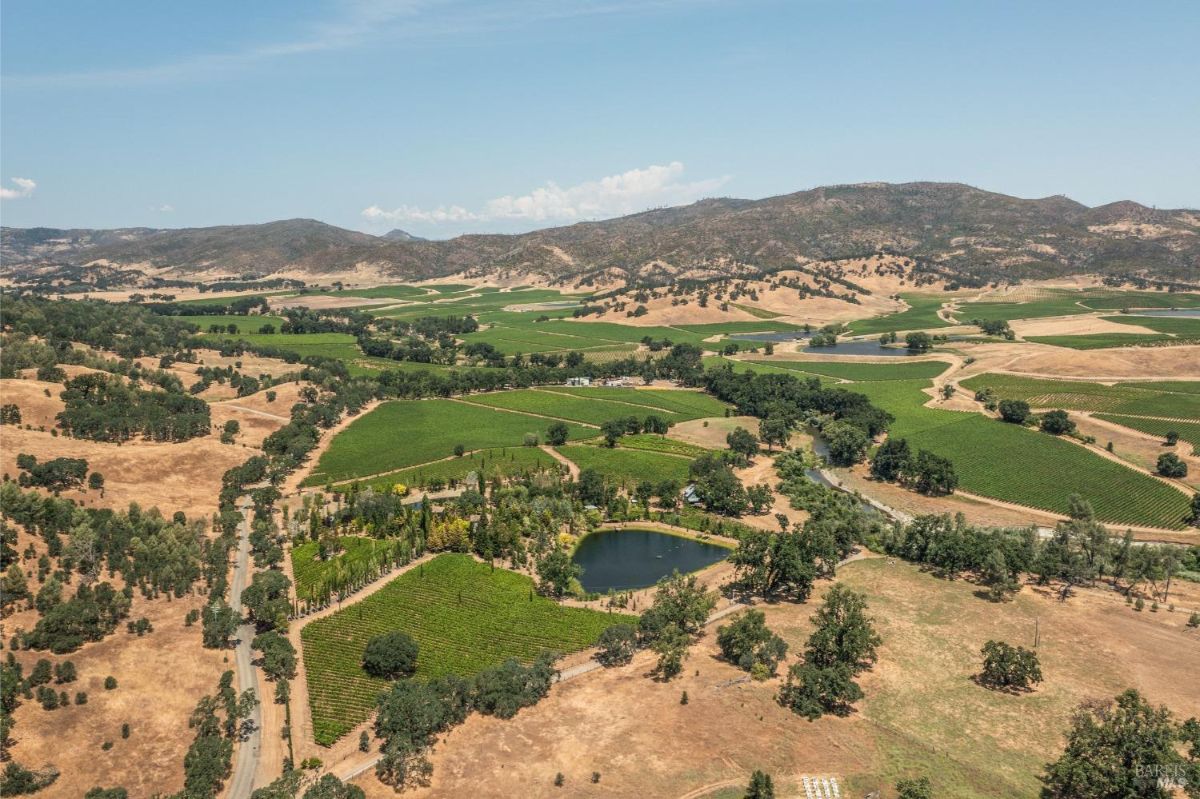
1093,414,1200,455
196,330,365,360
366,446,564,491
1023,332,1181,349
303,399,595,485
847,294,952,335
959,374,1200,418
852,379,1193,529
351,557,1200,799
555,444,692,486
300,554,632,744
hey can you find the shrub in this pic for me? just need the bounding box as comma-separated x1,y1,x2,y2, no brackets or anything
75,692,88,705
104,676,117,690
998,399,1031,424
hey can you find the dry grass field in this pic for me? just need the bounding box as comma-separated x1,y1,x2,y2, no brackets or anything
349,557,1200,799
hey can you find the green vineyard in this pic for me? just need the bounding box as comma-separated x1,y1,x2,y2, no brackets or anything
299,554,632,744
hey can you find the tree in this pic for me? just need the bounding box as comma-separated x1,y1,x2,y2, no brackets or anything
716,610,788,677
576,469,607,506
902,450,958,495
536,549,580,598
471,652,559,718
1040,410,1075,436
546,421,570,446
1041,689,1193,798
981,547,1019,601
823,421,869,466
998,399,1031,424
202,601,239,649
242,570,292,631
905,332,934,352
758,418,790,451
870,437,911,481
650,624,690,679
87,472,105,492
1190,493,1200,526
729,531,817,601
595,623,638,667
726,427,759,461
252,631,298,681
362,632,419,680
1165,430,1180,446
804,585,881,673
1157,453,1188,478
600,419,625,447
978,640,1042,692
896,777,933,799
777,662,863,719
744,770,775,799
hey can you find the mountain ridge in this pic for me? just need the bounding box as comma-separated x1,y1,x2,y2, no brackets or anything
3,182,1197,285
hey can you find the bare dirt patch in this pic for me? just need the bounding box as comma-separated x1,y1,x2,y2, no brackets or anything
1011,314,1155,338
667,416,761,450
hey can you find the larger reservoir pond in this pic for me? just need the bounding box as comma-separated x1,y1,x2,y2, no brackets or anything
572,529,730,593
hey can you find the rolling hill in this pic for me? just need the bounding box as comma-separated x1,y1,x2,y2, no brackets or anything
3,182,1197,286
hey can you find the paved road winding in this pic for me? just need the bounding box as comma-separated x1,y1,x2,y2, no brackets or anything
226,501,263,799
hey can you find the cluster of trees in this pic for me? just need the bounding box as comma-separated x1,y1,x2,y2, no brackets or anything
57,373,211,442
599,414,671,446
1041,689,1200,798
869,437,958,495
971,318,1016,339
689,452,772,517
592,573,719,679
878,496,1191,604
373,652,560,789
13,454,93,492
998,401,1078,436
777,585,881,720
248,772,364,799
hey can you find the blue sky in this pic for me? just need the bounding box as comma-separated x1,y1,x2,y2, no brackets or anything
2,0,1197,237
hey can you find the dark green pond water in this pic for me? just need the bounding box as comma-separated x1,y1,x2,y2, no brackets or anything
572,529,730,593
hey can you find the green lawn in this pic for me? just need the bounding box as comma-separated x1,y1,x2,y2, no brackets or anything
850,379,1192,529
556,444,693,486
300,554,632,744
847,294,953,335
303,399,594,485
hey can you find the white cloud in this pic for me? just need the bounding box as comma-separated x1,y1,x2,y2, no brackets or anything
0,177,37,200
154,204,175,213
363,162,729,228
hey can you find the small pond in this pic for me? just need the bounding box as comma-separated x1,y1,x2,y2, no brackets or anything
801,340,924,357
1127,309,1200,318
572,529,730,593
